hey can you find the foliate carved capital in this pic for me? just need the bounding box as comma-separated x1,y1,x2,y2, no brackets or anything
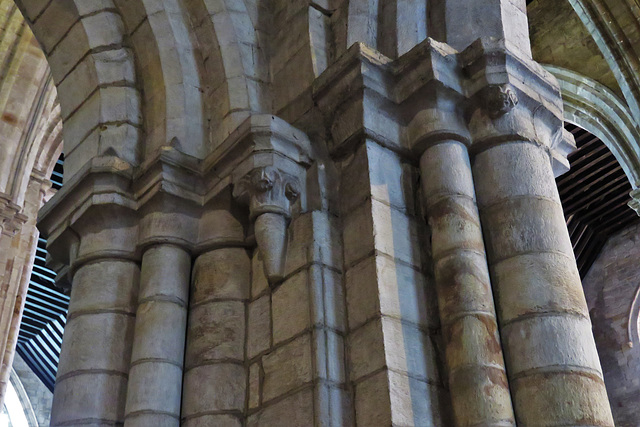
233,166,301,220
484,84,519,119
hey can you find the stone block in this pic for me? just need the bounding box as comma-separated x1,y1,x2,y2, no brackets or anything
251,248,270,298
69,260,139,315
354,370,392,427
493,251,588,323
342,201,375,267
312,329,346,383
185,301,245,367
262,334,312,402
248,295,271,359
481,197,573,262
182,364,246,416
51,373,128,425
183,414,242,427
125,362,182,415
192,248,250,302
249,362,261,409
349,317,440,383
130,300,186,364
125,413,182,427
272,270,310,344
247,387,314,427
502,314,602,376
56,313,135,378
346,255,434,331
512,371,613,425
474,142,559,207
309,265,346,332
139,244,191,303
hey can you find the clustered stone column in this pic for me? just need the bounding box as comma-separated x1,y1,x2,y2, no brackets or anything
419,139,514,426
37,0,617,423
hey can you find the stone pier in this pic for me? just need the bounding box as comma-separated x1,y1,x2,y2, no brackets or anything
27,0,615,425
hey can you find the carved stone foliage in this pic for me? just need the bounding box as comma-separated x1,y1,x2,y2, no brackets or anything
233,166,301,220
484,84,519,119
233,166,303,286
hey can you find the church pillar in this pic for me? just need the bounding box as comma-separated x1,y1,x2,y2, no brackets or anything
472,133,614,425
436,0,614,423
419,140,515,426
124,243,191,426
181,245,249,426
49,205,139,426
315,45,450,427
462,34,613,427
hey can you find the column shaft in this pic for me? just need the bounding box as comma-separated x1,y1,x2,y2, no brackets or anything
473,141,614,425
124,244,191,426
50,259,139,426
420,141,514,426
181,247,249,426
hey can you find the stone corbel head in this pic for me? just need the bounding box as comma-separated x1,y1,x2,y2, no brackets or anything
233,166,302,285
484,84,519,119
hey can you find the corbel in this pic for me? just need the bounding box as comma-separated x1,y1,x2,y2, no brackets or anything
233,165,302,284
202,114,311,286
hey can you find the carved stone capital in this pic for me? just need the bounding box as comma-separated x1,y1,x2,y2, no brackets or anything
461,38,566,156
233,166,301,220
484,84,519,119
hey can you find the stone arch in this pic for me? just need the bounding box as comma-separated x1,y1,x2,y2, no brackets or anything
547,65,640,189
182,0,270,151
14,0,141,181
10,77,62,208
568,0,640,127
112,0,206,159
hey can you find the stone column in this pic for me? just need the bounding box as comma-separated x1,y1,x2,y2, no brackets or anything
51,257,139,425
181,245,249,426
459,46,614,427
46,202,139,426
420,140,515,426
472,135,614,425
124,244,191,426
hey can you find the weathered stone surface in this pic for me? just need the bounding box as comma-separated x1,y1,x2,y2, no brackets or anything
248,294,271,359
272,270,310,344
262,334,312,402
192,248,250,302
247,388,314,427
3,0,625,424
185,301,245,367
182,364,246,416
